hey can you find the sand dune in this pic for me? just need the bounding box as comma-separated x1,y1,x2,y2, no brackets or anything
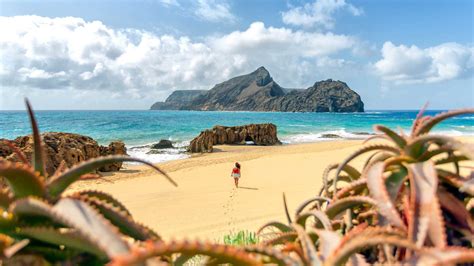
68,138,472,242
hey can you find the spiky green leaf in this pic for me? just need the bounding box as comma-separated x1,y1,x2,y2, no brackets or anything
296,210,332,230
71,190,131,216
0,162,45,198
17,227,107,258
333,144,399,192
25,99,46,177
325,196,376,219
243,245,300,266
11,197,130,257
414,108,474,136
80,196,160,241
295,196,331,216
293,224,321,266
408,161,447,248
257,221,292,234
365,162,406,229
109,240,261,266
374,125,407,148
283,193,292,225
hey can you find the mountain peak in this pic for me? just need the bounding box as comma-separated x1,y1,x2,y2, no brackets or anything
252,66,269,76
250,66,272,86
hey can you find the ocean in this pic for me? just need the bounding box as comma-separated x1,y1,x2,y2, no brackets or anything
1,110,473,163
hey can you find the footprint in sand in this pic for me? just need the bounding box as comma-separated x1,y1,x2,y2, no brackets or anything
223,187,238,230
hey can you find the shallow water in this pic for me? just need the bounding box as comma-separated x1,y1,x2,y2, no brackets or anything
1,110,473,162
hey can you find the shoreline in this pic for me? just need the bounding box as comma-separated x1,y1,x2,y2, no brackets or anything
126,129,473,164
67,137,474,241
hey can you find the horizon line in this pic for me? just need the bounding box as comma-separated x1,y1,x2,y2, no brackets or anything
0,109,462,112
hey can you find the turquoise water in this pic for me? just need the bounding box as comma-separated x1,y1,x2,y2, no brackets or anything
1,110,473,162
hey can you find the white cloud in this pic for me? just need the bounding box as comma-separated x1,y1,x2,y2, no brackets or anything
374,42,474,84
282,0,363,28
211,21,354,57
0,16,357,100
194,0,235,22
159,0,179,6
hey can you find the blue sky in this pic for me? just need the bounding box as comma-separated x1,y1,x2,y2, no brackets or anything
0,0,472,110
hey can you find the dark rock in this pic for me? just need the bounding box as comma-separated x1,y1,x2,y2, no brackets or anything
150,67,364,112
188,123,281,153
146,149,166,154
321,134,342,139
352,132,373,135
151,139,174,149
265,79,364,112
150,90,207,110
99,141,127,171
0,132,127,175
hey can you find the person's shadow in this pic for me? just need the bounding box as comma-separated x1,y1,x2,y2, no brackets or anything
238,186,259,190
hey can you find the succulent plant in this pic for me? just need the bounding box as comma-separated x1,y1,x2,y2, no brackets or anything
110,108,474,265
2,101,473,265
0,100,177,264
255,108,474,265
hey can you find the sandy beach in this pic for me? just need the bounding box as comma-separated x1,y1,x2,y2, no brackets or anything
67,137,473,242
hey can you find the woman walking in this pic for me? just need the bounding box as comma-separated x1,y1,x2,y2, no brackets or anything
230,162,241,188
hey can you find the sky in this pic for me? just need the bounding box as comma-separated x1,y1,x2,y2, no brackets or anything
0,0,473,110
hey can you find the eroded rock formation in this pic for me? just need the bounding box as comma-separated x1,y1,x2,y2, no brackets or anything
188,123,281,153
0,132,127,175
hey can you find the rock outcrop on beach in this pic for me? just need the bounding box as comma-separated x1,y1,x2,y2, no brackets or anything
150,67,364,112
151,139,174,149
0,132,127,175
188,123,281,153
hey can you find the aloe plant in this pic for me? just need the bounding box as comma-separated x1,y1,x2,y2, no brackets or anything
254,108,474,265
0,100,177,264
3,101,474,265
110,108,474,265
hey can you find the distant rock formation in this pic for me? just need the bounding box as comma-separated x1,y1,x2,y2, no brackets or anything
150,90,206,110
151,67,364,112
0,132,127,175
188,123,281,153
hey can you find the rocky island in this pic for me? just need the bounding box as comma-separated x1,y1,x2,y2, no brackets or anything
150,67,364,112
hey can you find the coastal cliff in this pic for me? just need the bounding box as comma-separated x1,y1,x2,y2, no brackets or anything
150,67,364,112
